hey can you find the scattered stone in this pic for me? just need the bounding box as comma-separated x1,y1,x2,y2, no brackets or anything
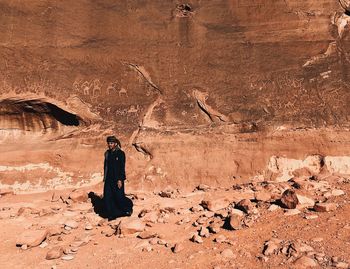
17,207,32,216
158,239,167,245
227,213,242,230
138,231,158,239
190,205,204,212
229,208,244,217
142,211,159,223
221,248,235,259
296,194,315,209
197,184,210,191
39,241,48,248
236,199,254,214
16,229,48,248
51,192,60,202
335,262,349,268
214,235,227,243
101,226,116,237
284,209,301,216
61,254,75,261
305,215,318,220
268,204,280,212
118,218,145,235
201,198,229,212
208,223,221,234
263,239,281,256
0,189,14,196
172,243,184,253
85,223,93,230
280,189,299,209
46,246,64,260
311,237,324,242
191,234,203,244
69,189,88,203
149,238,158,245
199,226,210,238
47,225,63,236
21,244,28,250
293,256,317,268
254,191,271,202
331,190,345,196
64,220,79,229
314,203,337,212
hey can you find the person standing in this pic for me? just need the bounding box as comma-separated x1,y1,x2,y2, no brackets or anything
103,135,130,220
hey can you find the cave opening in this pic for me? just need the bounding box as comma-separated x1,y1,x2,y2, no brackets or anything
0,98,83,134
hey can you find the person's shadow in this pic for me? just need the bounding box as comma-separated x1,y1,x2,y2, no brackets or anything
88,192,134,219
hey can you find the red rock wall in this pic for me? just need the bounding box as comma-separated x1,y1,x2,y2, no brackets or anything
1,1,350,191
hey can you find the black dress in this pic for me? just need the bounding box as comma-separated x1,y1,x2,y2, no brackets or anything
103,148,130,220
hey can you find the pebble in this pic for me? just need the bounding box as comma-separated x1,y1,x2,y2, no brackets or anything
61,254,75,261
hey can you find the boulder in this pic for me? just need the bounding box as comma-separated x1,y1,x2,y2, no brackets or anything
16,229,48,248
280,189,299,209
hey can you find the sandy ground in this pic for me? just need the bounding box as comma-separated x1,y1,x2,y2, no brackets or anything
0,176,349,269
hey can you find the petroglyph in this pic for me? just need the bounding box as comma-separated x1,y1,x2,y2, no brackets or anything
192,90,229,123
123,62,162,94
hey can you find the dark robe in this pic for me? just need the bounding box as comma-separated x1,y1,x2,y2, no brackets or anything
103,148,131,220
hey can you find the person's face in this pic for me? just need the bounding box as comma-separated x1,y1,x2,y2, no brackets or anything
107,142,117,150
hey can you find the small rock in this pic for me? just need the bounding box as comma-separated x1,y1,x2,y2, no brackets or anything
101,226,116,237
305,215,318,220
149,238,158,245
263,239,281,256
227,213,242,230
201,198,230,212
0,189,14,196
16,229,48,248
138,231,158,239
296,194,315,209
268,204,280,212
51,192,60,202
199,226,210,238
254,191,271,202
280,189,299,209
221,248,235,259
191,234,203,244
229,208,244,217
118,218,145,235
314,203,338,212
61,254,75,261
214,235,227,243
236,199,254,214
64,220,79,229
85,223,93,230
293,256,317,268
69,189,88,203
311,238,323,242
284,209,301,216
335,262,349,268
197,184,210,191
39,241,48,248
172,243,184,253
46,246,64,260
331,190,345,196
21,244,28,250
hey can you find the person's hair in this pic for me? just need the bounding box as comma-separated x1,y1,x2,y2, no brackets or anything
106,136,121,148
